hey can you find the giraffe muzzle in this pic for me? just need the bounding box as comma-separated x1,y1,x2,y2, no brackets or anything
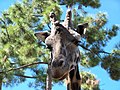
51,59,69,80
52,60,64,67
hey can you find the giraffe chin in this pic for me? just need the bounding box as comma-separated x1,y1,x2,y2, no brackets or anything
58,73,68,80
51,68,69,80
55,66,76,80
52,73,68,80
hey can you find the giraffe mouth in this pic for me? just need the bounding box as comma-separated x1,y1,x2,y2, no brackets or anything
51,57,77,80
52,65,76,80
51,62,70,80
57,73,68,80
70,65,75,72
51,70,68,80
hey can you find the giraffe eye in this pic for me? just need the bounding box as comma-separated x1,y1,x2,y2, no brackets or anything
55,28,61,34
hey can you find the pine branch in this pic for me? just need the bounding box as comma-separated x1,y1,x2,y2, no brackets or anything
47,23,51,30
0,76,2,90
78,43,118,61
98,51,111,54
32,14,42,17
78,43,103,60
0,61,48,74
78,43,91,52
79,44,112,55
15,74,37,79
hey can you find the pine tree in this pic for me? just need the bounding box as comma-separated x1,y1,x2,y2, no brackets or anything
0,0,119,90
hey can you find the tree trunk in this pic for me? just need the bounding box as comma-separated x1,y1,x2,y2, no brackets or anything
0,76,2,90
46,63,52,90
0,55,7,90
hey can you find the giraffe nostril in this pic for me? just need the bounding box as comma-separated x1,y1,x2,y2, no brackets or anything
52,60,64,67
52,60,57,67
58,60,64,67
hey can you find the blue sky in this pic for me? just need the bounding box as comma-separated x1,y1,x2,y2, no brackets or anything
0,0,120,90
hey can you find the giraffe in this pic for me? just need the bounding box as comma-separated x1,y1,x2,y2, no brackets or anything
35,10,88,90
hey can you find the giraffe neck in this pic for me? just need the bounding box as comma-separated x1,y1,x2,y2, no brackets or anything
66,64,81,90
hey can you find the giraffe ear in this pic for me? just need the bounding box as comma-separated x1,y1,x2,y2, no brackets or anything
76,23,88,35
34,31,50,42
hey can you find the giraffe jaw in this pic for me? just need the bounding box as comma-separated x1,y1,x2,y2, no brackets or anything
57,73,68,80
51,63,70,80
51,68,69,80
52,65,76,80
51,66,76,80
51,71,68,80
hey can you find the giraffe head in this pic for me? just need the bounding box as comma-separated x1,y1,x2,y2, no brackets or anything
35,12,88,80
45,22,79,80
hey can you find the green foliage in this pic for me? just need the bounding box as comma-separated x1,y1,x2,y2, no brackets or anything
57,0,101,8
81,71,100,90
0,0,120,90
28,67,47,89
0,0,57,88
79,12,119,69
101,42,120,80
